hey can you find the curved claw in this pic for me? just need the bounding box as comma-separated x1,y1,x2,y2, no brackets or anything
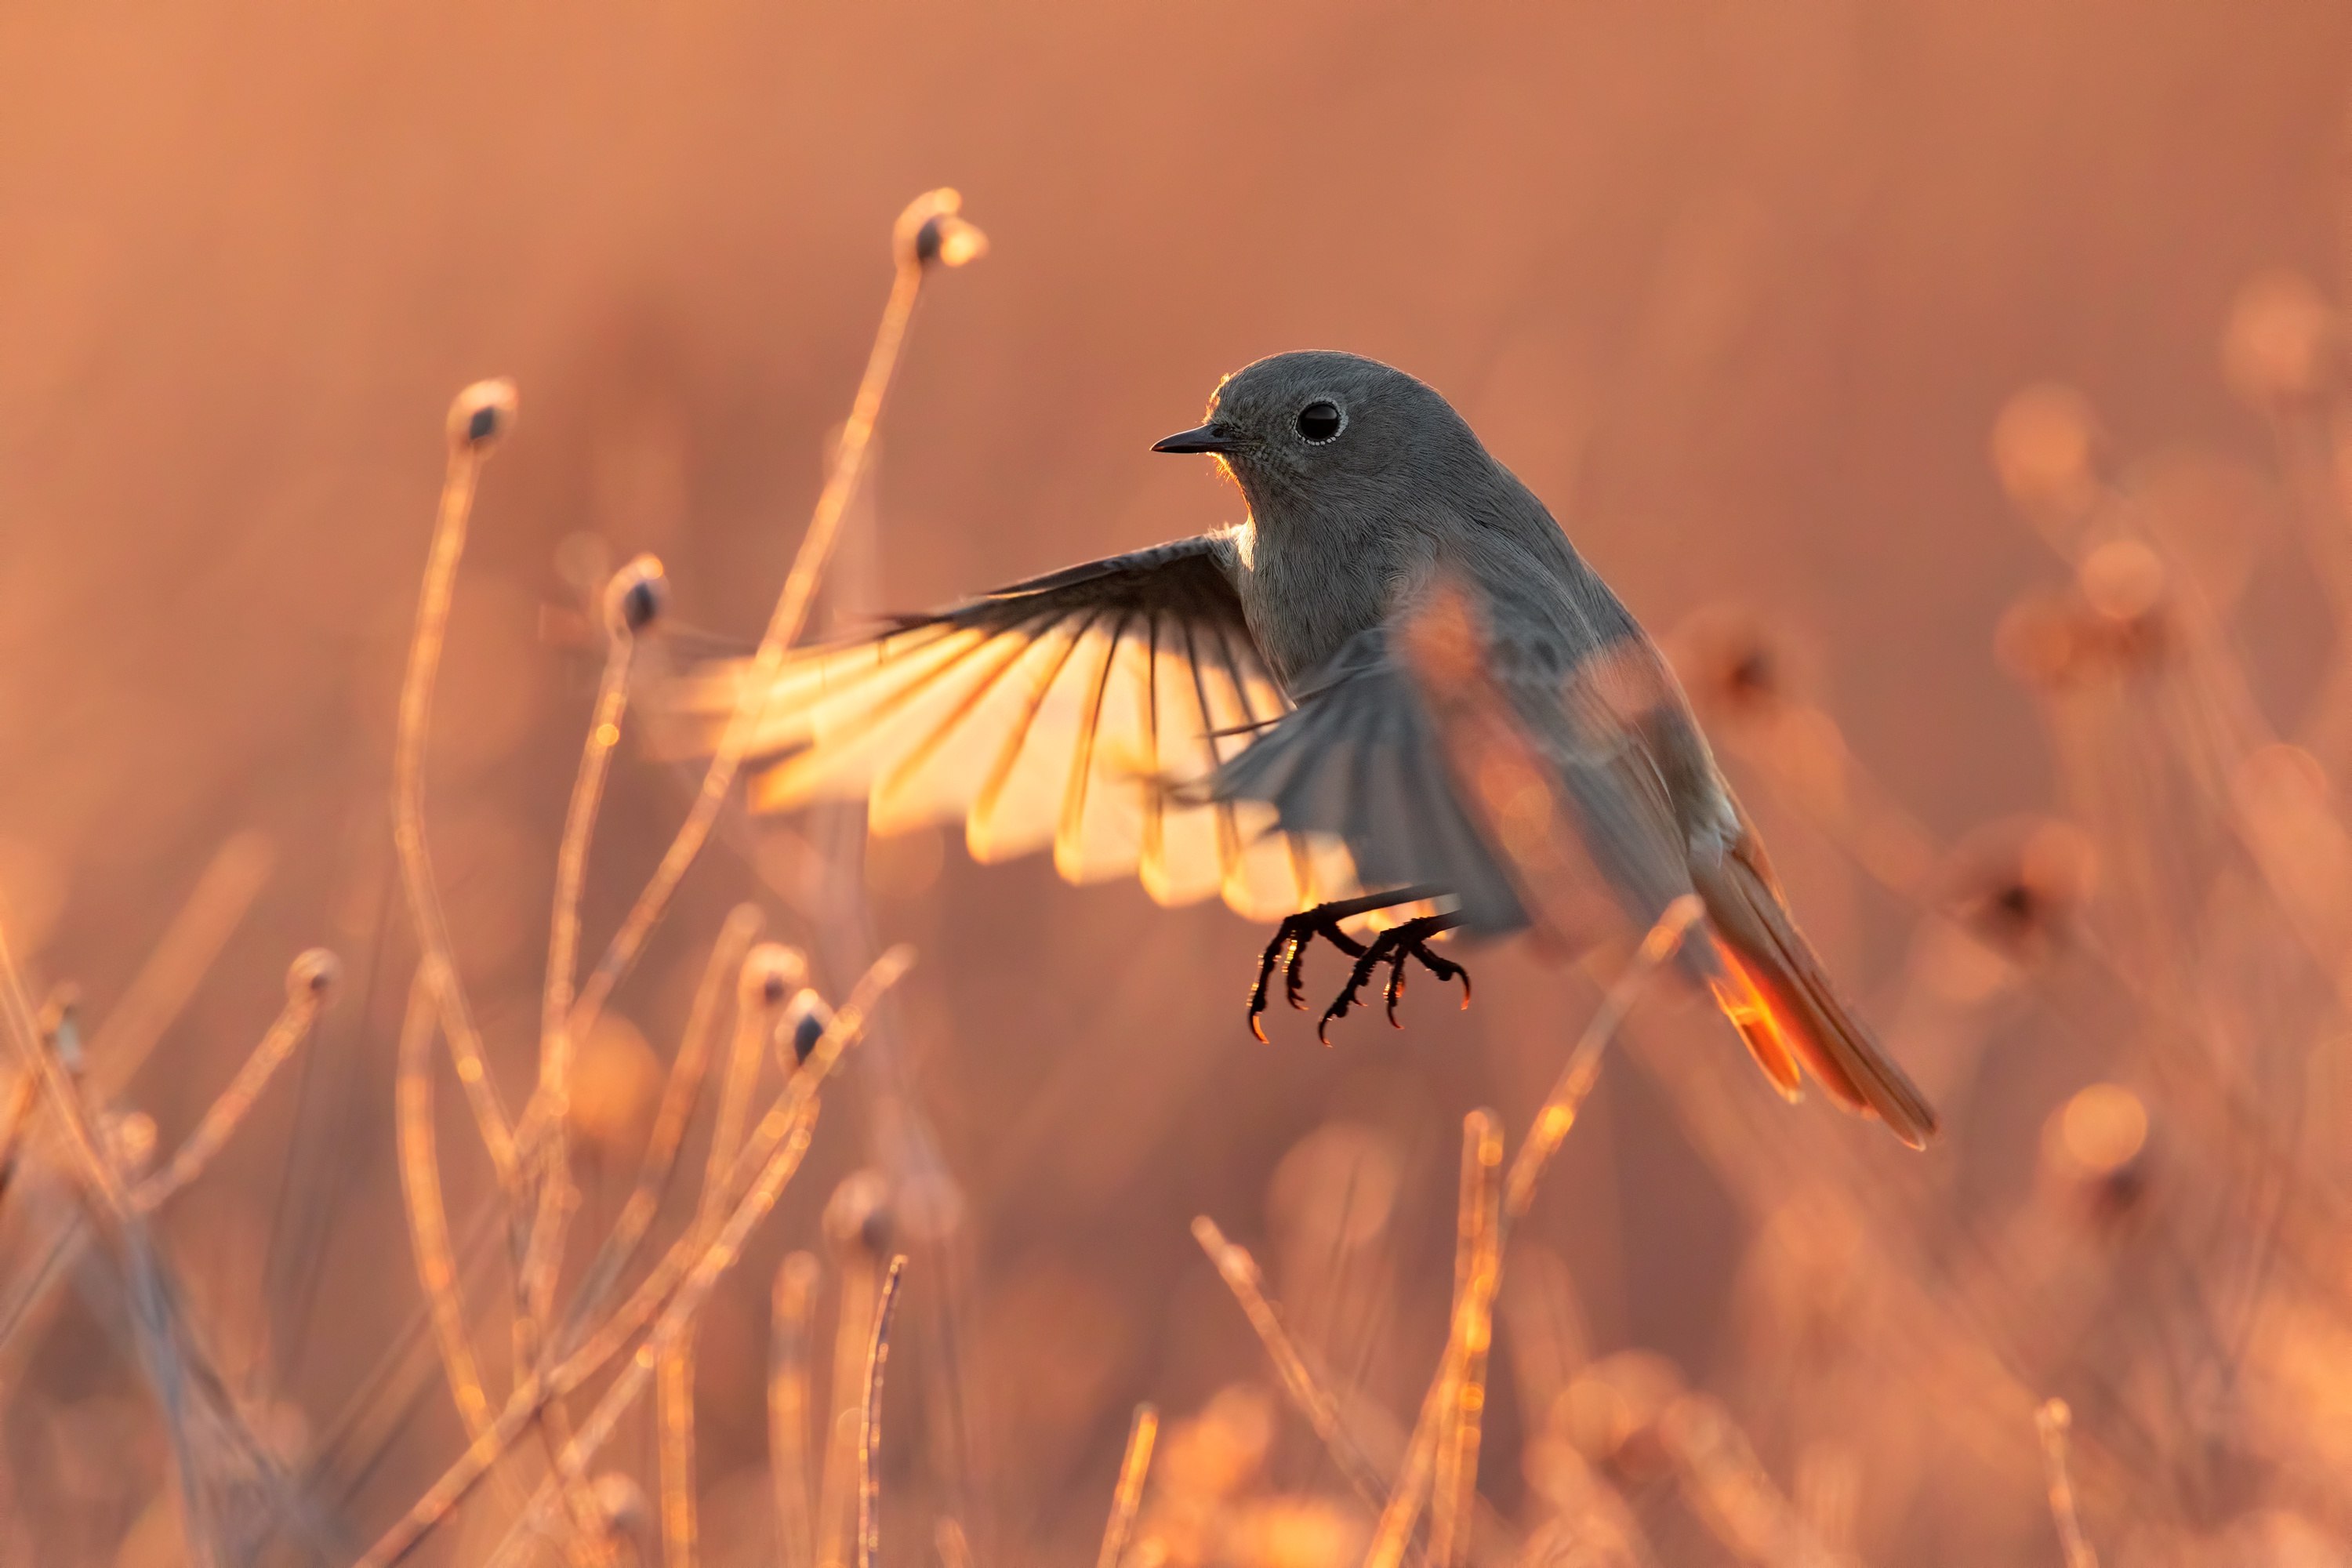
1248,910,1369,1042
1312,916,1473,1040
1283,933,1316,1011
1247,933,1287,1041
1319,941,1393,1042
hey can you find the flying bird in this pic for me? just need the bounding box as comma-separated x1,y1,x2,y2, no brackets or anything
663,351,1939,1148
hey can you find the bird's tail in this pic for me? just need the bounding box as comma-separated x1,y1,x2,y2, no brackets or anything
1690,841,1940,1149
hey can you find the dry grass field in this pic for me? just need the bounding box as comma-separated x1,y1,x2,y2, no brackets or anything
6,7,2352,1565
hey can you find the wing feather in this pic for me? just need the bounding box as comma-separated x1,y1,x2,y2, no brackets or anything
664,533,1366,916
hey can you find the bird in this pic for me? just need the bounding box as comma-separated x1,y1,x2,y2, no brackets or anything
660,350,1939,1149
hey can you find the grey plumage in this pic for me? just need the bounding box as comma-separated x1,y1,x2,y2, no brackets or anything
661,350,1938,1148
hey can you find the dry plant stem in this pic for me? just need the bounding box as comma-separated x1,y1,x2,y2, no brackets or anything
818,1221,887,1568
85,830,273,1098
2035,1399,2100,1568
858,1255,908,1568
659,1330,699,1568
1503,896,1703,1225
1431,1111,1501,1568
562,949,909,1385
355,949,909,1568
569,253,930,1044
1189,1216,1389,1508
0,927,255,1556
1365,1225,1493,1568
517,618,641,1351
565,905,761,1338
771,1252,822,1568
0,917,127,1223
393,426,517,1181
706,973,776,1221
133,985,325,1210
392,967,495,1436
1097,1403,1159,1568
1366,900,1696,1568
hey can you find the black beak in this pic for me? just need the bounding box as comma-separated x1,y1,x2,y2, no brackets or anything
1152,423,1240,455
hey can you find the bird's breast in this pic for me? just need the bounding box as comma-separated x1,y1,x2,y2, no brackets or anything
1234,527,1398,690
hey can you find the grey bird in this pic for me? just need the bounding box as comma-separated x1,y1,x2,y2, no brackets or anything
663,350,1939,1149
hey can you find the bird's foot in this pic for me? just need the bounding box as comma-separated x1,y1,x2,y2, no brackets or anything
1317,915,1472,1043
1247,906,1372,1042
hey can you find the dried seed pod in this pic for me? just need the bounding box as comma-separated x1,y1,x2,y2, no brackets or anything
446,378,518,452
741,942,808,1009
588,1472,655,1563
286,947,341,1000
1940,816,2097,964
604,554,669,637
894,188,989,271
782,990,832,1066
1667,605,1810,728
2076,536,2166,624
822,1169,895,1261
2040,1082,2155,1229
1994,585,2167,691
1553,1351,1686,1483
1991,383,2105,528
2223,268,2340,408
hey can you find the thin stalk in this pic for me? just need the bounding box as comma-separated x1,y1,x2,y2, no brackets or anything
358,948,908,1568
392,967,493,1436
564,905,761,1339
858,1255,909,1568
517,583,644,1358
1189,1217,1388,1508
1096,1403,1159,1568
659,1330,699,1568
1431,1111,1501,1568
392,383,520,1181
2035,1399,2100,1568
771,1251,823,1568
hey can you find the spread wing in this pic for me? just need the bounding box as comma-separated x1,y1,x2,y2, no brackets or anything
657,534,1357,919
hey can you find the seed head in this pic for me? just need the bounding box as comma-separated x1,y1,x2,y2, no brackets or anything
2223,269,2339,409
1668,605,1809,728
603,554,669,637
2041,1082,2154,1229
1994,583,2168,691
822,1168,895,1260
895,189,989,272
286,948,341,1001
1940,817,2096,964
782,990,832,1065
740,942,807,1008
587,1472,654,1557
1553,1351,1686,1483
447,378,519,453
1991,383,2104,528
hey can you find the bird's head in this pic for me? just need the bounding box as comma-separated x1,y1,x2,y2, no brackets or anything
1153,350,1486,527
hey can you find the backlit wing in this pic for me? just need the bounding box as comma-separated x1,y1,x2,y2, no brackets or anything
658,534,1358,918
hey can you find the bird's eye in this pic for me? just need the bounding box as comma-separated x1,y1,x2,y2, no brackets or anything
1296,400,1344,443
